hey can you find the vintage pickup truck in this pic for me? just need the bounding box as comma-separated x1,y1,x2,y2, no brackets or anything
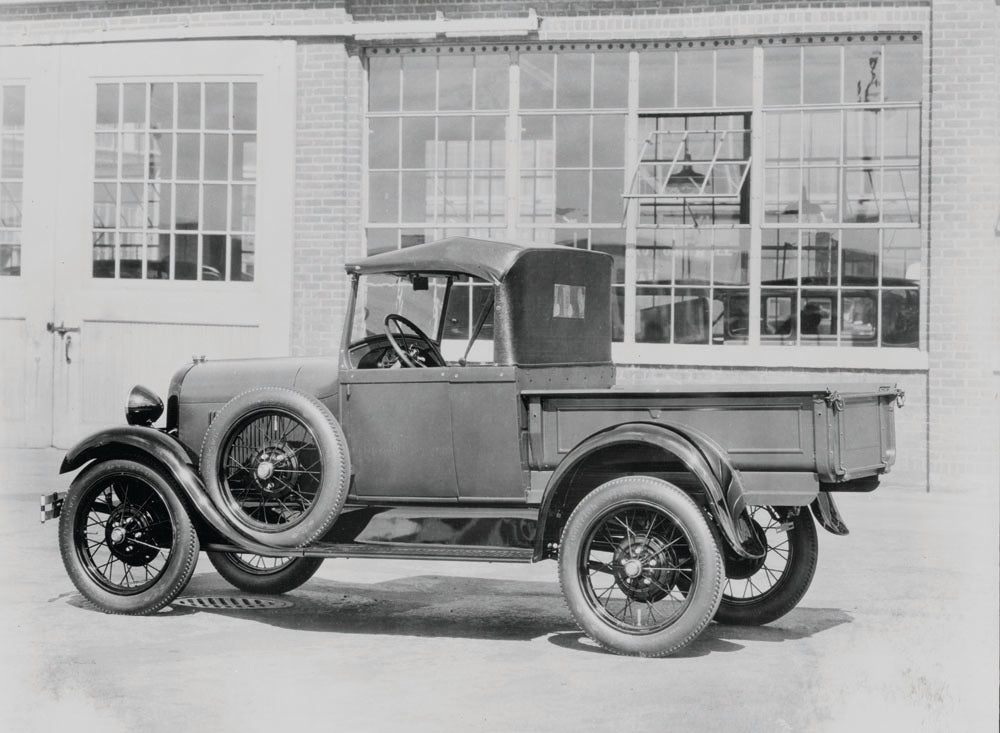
43,237,902,657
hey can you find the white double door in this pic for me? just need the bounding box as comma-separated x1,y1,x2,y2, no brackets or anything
0,41,296,447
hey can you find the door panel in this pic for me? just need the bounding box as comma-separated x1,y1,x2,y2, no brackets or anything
449,371,525,499
343,370,459,500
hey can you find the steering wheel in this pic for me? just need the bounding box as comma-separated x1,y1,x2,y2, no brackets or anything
383,314,446,368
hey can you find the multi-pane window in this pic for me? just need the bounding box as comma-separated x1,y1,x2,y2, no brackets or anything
93,81,257,281
366,38,924,352
762,42,921,347
0,85,24,277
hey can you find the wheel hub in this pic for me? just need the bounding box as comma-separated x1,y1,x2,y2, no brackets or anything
105,504,159,566
612,535,678,603
251,444,298,496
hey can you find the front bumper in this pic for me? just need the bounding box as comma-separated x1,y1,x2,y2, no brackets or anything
40,492,65,523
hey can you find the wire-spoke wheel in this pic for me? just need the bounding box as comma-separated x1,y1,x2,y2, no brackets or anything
558,476,723,657
715,506,818,626
207,551,323,594
59,459,199,614
200,388,350,548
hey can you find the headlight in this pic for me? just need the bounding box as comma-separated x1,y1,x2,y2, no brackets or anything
126,385,163,426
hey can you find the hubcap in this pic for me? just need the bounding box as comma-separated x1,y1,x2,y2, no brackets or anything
110,526,126,545
256,461,274,481
622,558,643,578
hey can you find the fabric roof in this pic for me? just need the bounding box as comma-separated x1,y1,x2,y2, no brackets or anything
345,236,565,282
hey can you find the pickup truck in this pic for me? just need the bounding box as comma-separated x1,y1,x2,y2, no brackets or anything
43,237,902,657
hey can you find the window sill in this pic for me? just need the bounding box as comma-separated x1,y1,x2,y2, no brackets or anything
612,343,928,371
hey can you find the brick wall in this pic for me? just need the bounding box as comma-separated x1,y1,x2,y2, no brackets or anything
927,0,999,492
293,41,365,357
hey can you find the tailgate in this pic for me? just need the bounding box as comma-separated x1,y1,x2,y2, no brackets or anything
815,387,902,482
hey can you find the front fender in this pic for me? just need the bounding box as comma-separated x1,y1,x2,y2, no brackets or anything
536,422,765,560
61,426,282,555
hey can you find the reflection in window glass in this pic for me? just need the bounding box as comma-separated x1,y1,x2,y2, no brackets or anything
763,47,801,106
845,45,882,103
520,54,554,109
91,81,257,280
402,55,436,111
803,46,841,104
884,44,922,102
439,55,473,111
475,55,509,110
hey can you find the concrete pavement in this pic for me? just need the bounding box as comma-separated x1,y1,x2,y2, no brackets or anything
1,448,997,732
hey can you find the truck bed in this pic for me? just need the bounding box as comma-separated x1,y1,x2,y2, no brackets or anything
522,383,900,483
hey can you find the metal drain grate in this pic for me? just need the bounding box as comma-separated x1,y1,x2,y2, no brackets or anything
174,596,292,610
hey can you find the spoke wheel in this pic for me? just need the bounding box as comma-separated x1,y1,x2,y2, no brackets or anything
59,460,199,614
559,476,723,657
208,551,323,594
200,388,350,548
715,506,819,626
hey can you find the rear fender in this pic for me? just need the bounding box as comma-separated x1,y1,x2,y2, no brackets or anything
61,426,281,555
536,422,765,561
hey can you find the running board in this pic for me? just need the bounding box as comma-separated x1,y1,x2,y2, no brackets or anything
203,541,535,564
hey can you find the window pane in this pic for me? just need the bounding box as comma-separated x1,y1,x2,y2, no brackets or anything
556,170,589,223
475,55,508,110
803,111,840,163
1,134,23,179
177,83,200,128
556,115,589,167
520,54,554,109
437,116,471,169
401,171,429,222
402,56,436,111
122,83,146,126
761,289,797,343
366,228,397,255
882,229,920,284
202,234,225,279
519,172,553,223
230,234,254,281
472,173,504,222
175,234,197,280
884,44,921,102
593,115,624,168
96,84,118,129
591,229,626,283
368,171,399,223
149,182,171,229
557,53,591,109
591,169,623,223
841,228,879,285
93,182,116,228
764,167,800,223
175,184,199,229
92,231,115,278
150,84,174,130
843,168,881,223
594,53,628,108
716,50,752,107
119,232,144,279
204,134,228,180
368,117,399,169
636,287,671,343
803,46,840,104
439,55,473,111
369,56,401,112
841,291,877,346
1,181,22,228
714,291,749,344
203,184,227,231
765,112,800,164
677,51,713,108
150,132,171,179
520,115,553,168
204,83,229,129
230,184,253,231
800,291,838,344
881,289,919,347
233,83,256,130
148,233,170,279
804,167,840,223
401,117,435,168
845,45,882,104
639,51,674,109
800,229,838,286
762,230,798,284
713,229,750,285
845,109,880,163
233,134,256,181
3,85,25,129
176,133,199,179
882,168,919,224
763,47,801,106
884,108,919,164
120,182,143,228
473,117,505,168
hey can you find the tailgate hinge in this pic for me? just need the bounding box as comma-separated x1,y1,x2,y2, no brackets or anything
823,388,845,412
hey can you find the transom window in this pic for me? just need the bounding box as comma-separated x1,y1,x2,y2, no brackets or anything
92,80,258,281
0,85,24,277
366,37,923,350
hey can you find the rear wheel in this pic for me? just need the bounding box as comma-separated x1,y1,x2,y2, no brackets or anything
207,552,323,594
715,506,818,626
558,476,723,657
58,459,199,614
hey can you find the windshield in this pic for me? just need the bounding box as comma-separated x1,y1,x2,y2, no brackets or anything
352,274,449,342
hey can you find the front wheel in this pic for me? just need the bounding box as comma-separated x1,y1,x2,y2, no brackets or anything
558,476,723,657
715,506,819,626
58,459,199,614
207,552,323,594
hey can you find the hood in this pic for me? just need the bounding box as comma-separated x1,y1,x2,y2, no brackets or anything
177,356,340,404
